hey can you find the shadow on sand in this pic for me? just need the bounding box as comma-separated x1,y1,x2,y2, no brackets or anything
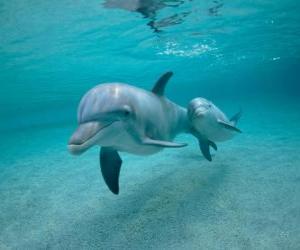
48,154,230,249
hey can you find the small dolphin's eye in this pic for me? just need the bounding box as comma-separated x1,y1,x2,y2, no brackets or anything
122,105,132,117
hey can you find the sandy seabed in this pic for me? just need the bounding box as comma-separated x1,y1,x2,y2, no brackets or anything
0,101,299,250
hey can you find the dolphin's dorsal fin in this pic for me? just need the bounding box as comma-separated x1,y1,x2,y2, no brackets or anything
100,147,122,195
152,71,173,96
218,119,242,133
230,109,242,126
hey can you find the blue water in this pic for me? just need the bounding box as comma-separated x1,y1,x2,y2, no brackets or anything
1,0,300,249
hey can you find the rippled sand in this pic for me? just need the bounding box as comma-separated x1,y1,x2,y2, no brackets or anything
0,101,299,249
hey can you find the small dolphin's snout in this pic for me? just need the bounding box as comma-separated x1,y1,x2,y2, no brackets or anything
194,110,205,118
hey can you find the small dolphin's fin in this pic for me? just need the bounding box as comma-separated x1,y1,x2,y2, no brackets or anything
99,147,122,195
218,120,242,133
199,139,217,162
208,140,218,151
143,137,187,148
191,129,217,162
230,109,242,126
152,71,173,96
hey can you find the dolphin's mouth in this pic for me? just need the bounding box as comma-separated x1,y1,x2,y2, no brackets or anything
68,121,115,155
189,108,207,122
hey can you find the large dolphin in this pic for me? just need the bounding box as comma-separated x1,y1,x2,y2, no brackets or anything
187,97,242,161
68,72,190,194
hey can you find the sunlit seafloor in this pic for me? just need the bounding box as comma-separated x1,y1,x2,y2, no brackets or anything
0,0,300,249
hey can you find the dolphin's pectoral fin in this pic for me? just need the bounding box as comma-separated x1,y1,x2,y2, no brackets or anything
152,71,173,96
99,147,122,195
230,109,242,126
191,129,217,161
209,140,218,151
218,119,242,133
199,139,217,162
142,138,187,148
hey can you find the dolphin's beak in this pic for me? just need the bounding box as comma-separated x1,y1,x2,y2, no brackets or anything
194,110,205,118
192,109,207,121
68,121,111,155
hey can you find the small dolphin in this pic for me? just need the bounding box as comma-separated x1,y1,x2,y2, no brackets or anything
68,72,190,194
188,97,242,161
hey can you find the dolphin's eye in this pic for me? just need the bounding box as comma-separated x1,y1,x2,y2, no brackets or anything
120,105,132,118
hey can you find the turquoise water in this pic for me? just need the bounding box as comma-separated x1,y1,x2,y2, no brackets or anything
1,0,300,249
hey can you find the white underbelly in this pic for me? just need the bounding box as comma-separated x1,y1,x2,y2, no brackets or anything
202,120,234,142
114,131,163,155
96,122,163,155
208,129,234,142
205,125,235,142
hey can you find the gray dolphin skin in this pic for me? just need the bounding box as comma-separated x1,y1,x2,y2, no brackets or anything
188,97,242,162
68,72,190,194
